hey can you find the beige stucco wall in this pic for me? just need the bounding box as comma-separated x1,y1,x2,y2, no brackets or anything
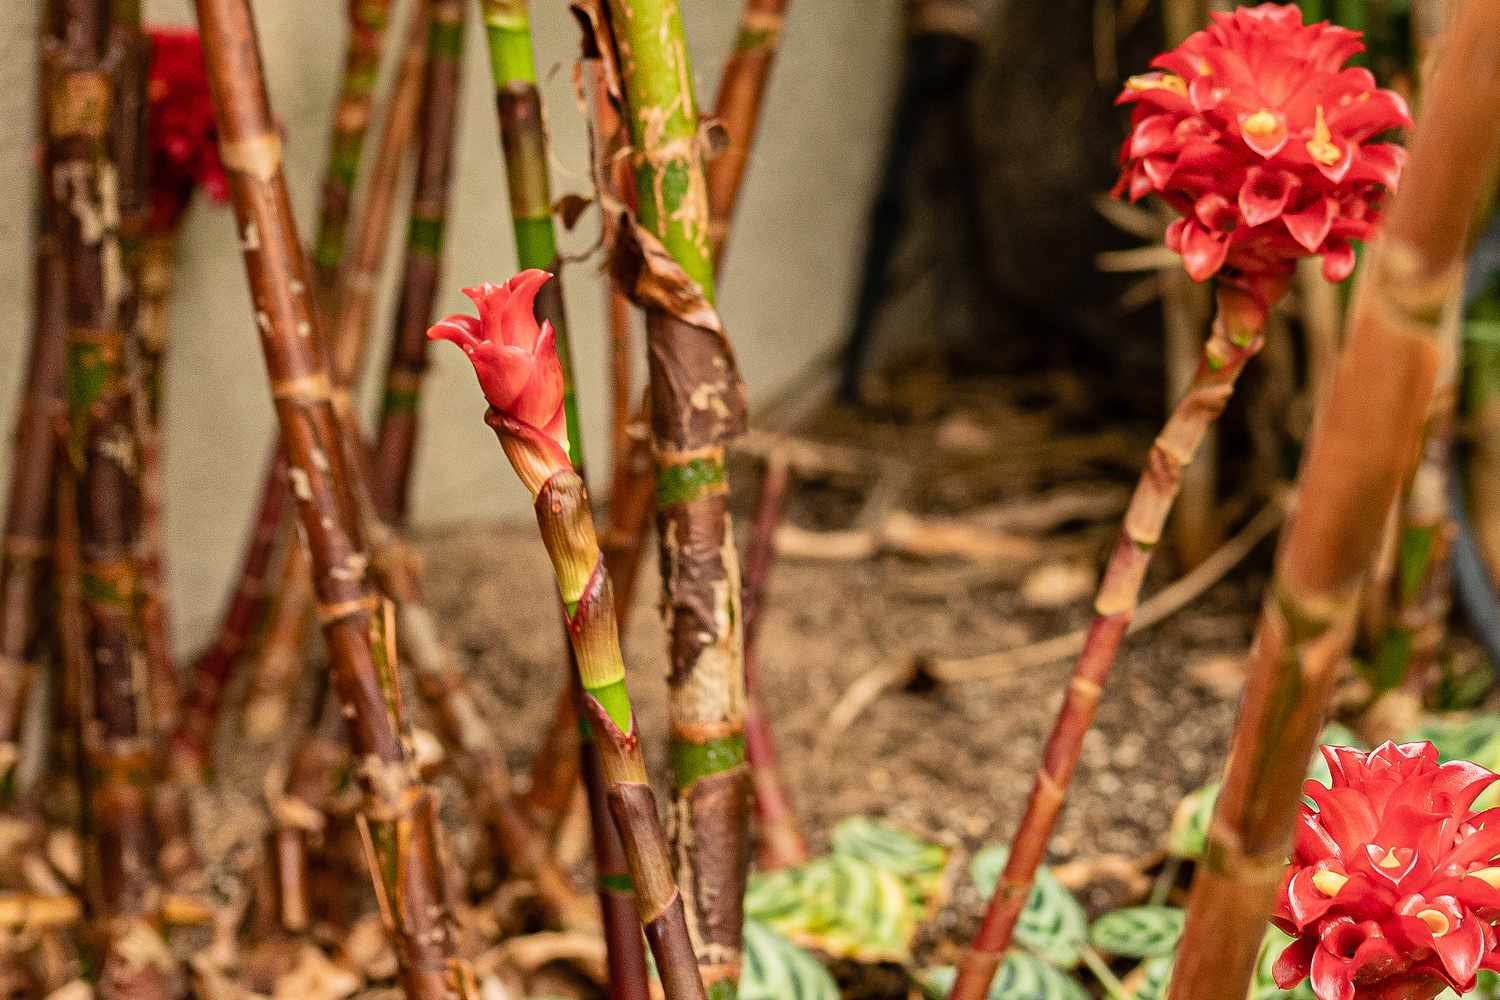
0,1,901,651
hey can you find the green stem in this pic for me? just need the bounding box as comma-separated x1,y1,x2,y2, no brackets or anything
606,0,750,989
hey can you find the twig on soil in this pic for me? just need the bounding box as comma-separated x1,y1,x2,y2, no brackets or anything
818,496,1287,754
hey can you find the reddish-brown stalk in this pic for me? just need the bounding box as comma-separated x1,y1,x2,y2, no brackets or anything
740,452,808,869
312,0,396,313
193,0,477,993
260,0,432,926
947,269,1282,1000
50,0,172,993
134,232,180,742
0,58,69,807
370,0,466,525
1167,4,1500,995
706,0,789,267
242,0,430,743
188,0,400,769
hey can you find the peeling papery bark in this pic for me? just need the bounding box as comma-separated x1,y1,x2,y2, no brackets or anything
596,0,754,985
194,0,476,994
50,1,172,994
1168,5,1500,995
947,271,1285,1000
372,0,466,525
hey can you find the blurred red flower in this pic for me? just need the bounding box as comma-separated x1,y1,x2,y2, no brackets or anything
1113,4,1409,284
147,27,228,233
1273,741,1500,1000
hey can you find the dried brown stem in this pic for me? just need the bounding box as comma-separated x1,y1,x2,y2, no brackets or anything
949,272,1283,1000
194,0,476,993
1168,5,1500,995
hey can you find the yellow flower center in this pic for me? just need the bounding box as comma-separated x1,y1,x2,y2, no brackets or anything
1126,73,1187,97
1377,847,1403,869
1307,105,1344,167
1243,108,1283,138
1417,908,1451,937
1469,866,1500,889
1311,869,1348,897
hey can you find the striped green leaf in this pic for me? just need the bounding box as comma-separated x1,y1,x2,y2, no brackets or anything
1088,907,1184,959
829,816,950,904
746,854,919,962
740,919,839,1000
971,846,1087,968
915,953,1090,1000
1123,955,1173,1000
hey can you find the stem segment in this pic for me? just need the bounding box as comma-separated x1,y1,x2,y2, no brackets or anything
1167,5,1500,995
489,406,706,1000
947,272,1284,1000
602,0,753,987
194,1,476,994
371,0,466,525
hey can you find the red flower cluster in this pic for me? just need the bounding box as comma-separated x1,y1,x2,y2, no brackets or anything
429,270,570,478
1274,742,1500,1000
147,27,228,233
1113,4,1409,284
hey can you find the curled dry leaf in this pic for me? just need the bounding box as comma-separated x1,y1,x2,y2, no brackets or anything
342,914,398,982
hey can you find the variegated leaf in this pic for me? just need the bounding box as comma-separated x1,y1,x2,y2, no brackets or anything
915,953,1090,1000
1088,906,1183,958
971,845,1087,968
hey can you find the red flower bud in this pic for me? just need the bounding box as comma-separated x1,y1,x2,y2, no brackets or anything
1274,742,1500,999
147,27,229,233
429,270,571,487
1113,4,1410,284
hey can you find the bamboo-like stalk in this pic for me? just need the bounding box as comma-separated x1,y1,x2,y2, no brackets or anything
0,89,69,806
370,0,466,525
947,271,1284,1000
480,7,648,994
1160,263,1218,568
366,523,599,933
311,0,395,310
473,394,706,1000
707,0,788,267
51,0,171,993
602,0,753,987
134,231,179,742
241,0,430,742
1368,289,1461,707
1166,6,1500,995
187,0,398,766
740,452,808,870
193,1,477,994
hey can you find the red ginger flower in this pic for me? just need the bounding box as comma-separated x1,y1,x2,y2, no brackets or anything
147,27,229,233
1273,741,1500,1000
1113,3,1409,285
429,270,570,486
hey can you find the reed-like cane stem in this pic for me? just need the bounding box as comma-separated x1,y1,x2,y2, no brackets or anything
312,0,395,311
603,0,753,987
482,11,651,995
51,0,171,993
946,271,1283,1000
371,0,466,525
0,76,69,806
194,1,476,994
1167,5,1500,995
740,452,808,870
707,0,788,267
484,406,706,1000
